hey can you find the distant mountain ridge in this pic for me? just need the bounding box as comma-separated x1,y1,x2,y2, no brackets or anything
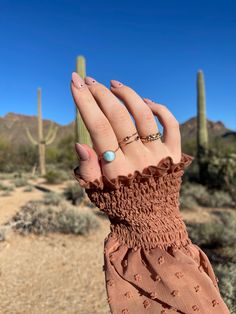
0,112,235,147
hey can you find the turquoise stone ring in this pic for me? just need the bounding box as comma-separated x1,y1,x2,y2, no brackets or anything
103,150,116,162
99,146,120,162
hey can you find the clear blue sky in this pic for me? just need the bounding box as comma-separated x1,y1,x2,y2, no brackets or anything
0,0,235,130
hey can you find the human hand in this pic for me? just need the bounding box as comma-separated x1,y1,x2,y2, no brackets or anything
71,73,181,184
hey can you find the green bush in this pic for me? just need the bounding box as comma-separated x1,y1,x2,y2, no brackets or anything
186,210,236,248
57,209,100,235
214,263,236,313
0,183,15,192
13,177,28,187
180,182,235,209
63,183,85,205
43,169,68,184
23,185,34,192
9,200,100,236
43,192,63,206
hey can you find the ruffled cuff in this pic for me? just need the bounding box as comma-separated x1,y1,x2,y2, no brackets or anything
73,152,194,191
74,152,195,250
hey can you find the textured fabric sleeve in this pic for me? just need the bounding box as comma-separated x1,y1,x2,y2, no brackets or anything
74,152,231,314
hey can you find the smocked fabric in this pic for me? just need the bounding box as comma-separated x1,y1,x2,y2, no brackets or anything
74,152,230,314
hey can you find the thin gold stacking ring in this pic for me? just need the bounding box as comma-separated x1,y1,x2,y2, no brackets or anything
98,131,162,162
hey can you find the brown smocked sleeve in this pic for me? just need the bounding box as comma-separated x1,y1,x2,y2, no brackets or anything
74,152,231,314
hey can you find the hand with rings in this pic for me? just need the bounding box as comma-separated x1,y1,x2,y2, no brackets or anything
71,73,181,184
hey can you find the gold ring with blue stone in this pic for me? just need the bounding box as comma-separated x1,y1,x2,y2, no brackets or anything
98,131,139,162
98,146,120,162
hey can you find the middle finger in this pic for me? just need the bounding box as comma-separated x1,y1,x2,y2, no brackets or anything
85,76,144,155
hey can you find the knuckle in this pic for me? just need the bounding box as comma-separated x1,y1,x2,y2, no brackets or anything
113,108,129,124
168,118,179,128
93,120,111,135
142,109,154,122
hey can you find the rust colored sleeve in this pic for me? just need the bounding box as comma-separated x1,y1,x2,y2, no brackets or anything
74,152,230,314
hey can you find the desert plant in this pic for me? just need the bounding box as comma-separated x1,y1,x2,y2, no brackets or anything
75,56,93,170
204,149,236,200
10,201,100,236
57,208,99,235
196,70,209,184
43,169,68,184
23,185,34,192
25,88,58,176
180,182,235,209
214,263,236,313
14,177,28,187
0,183,15,191
63,182,86,205
186,210,236,248
43,192,63,206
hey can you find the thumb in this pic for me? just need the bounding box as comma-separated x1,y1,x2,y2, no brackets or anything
74,143,102,183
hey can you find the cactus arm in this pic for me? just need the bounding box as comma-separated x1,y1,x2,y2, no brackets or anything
25,126,38,146
45,121,55,142
45,126,58,145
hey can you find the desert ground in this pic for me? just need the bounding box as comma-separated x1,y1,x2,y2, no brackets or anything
0,176,229,314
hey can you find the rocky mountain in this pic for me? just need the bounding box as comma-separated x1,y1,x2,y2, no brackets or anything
0,112,235,148
180,116,236,143
0,112,75,147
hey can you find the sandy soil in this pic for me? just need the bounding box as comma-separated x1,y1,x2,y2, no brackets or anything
0,176,232,314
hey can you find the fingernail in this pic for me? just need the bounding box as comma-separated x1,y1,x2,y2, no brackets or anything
72,72,85,89
110,80,123,88
85,76,98,85
75,143,90,161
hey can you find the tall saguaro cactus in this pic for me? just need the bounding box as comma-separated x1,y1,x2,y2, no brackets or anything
197,70,209,182
26,88,58,176
75,56,93,150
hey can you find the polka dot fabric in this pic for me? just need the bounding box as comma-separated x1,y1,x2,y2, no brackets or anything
74,153,230,314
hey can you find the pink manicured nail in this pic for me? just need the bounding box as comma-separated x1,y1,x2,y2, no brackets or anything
85,76,97,85
75,143,90,161
110,80,123,88
72,72,85,89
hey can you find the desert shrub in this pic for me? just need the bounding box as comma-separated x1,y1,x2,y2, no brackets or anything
57,209,99,235
214,263,236,313
23,184,34,192
203,149,236,198
12,204,58,235
10,201,100,236
0,183,15,192
180,182,235,209
196,189,235,208
43,169,68,184
43,192,63,206
179,194,198,210
63,183,86,205
1,191,12,197
185,210,236,248
14,177,28,187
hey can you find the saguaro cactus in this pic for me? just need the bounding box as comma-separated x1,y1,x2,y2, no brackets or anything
196,70,209,182
75,56,93,150
26,88,58,176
